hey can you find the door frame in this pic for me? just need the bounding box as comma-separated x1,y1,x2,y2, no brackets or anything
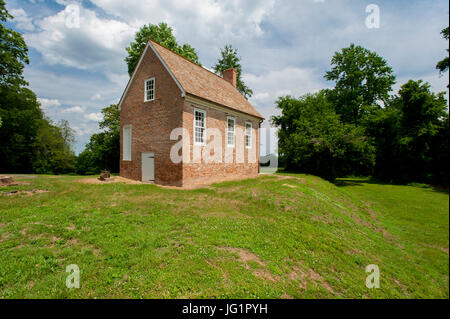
141,152,155,182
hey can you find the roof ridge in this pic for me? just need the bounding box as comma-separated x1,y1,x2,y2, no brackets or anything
148,39,240,92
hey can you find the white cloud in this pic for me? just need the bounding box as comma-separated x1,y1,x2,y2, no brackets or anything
244,66,328,123
245,67,326,104
37,97,61,109
90,93,103,101
90,0,276,39
84,112,103,122
62,106,84,114
25,4,135,78
10,8,35,31
72,122,98,138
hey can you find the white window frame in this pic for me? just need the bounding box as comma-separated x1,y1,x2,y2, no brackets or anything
226,116,236,147
144,77,155,102
193,108,206,146
245,121,252,148
123,124,132,161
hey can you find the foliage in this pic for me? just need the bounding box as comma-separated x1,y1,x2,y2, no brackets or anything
271,92,375,181
0,85,42,172
324,43,396,125
213,44,253,99
125,23,201,76
0,1,75,175
436,26,449,88
0,0,29,87
430,112,449,186
32,119,76,174
0,174,447,298
75,104,120,175
436,26,449,74
365,80,448,184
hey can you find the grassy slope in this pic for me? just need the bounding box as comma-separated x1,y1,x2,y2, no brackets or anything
0,174,448,298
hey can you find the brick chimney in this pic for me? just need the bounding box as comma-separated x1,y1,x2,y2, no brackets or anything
222,68,237,88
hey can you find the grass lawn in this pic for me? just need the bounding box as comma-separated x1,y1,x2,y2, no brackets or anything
0,173,448,298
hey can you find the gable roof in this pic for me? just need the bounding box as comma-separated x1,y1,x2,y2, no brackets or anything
119,39,264,120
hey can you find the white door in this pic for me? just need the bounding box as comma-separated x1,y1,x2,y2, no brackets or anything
141,152,155,182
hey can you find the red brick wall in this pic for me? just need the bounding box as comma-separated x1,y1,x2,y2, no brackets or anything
120,45,184,186
182,100,260,186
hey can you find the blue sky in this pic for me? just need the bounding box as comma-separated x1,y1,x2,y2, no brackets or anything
4,0,449,154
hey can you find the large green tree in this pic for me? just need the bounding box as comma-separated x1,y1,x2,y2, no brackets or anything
32,118,76,174
0,0,29,87
0,1,76,174
213,44,253,99
125,23,201,76
76,104,120,174
436,26,449,73
0,85,42,172
324,44,396,125
365,80,448,184
271,92,375,181
436,26,449,88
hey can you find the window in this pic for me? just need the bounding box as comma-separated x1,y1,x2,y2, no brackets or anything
227,117,235,147
245,122,252,148
123,125,132,161
194,109,206,145
144,78,155,101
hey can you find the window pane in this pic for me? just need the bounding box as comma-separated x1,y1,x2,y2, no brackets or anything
194,110,205,144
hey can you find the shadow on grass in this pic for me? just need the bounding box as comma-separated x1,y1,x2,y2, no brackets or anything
334,177,449,194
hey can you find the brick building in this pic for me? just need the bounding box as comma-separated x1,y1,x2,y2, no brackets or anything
118,39,264,186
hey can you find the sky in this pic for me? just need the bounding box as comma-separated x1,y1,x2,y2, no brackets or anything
4,0,449,154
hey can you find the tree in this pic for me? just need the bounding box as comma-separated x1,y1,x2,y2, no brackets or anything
76,104,120,174
213,44,253,99
430,112,449,186
32,118,76,174
271,92,375,181
125,23,201,76
436,26,449,88
365,80,448,184
0,0,29,86
0,85,42,172
324,44,396,125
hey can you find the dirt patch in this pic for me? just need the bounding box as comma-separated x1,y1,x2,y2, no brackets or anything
1,189,49,196
201,211,251,219
283,184,297,189
77,176,144,185
393,278,408,294
349,213,393,241
0,175,30,187
426,244,449,254
215,185,244,193
286,263,337,294
345,248,362,255
275,175,306,183
221,247,279,282
222,247,266,266
311,215,336,224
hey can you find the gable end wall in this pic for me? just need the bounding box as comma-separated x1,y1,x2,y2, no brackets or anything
120,44,184,186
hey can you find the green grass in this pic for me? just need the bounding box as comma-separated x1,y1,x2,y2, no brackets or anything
0,174,448,298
